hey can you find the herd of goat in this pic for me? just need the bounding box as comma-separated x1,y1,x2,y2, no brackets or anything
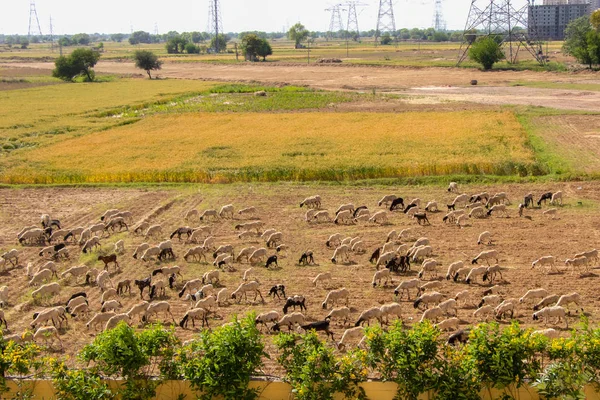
0,182,592,350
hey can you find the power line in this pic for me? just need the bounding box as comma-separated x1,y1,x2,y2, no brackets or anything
325,4,345,40
28,1,43,39
432,0,446,31
375,0,396,44
345,1,368,40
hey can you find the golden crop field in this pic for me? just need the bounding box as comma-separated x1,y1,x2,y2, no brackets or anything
8,111,536,183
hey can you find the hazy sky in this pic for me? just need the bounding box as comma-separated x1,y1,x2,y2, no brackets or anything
2,0,531,35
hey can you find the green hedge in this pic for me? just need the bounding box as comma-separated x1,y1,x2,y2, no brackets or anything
2,314,600,400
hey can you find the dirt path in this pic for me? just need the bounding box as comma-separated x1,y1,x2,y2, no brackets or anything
5,61,600,111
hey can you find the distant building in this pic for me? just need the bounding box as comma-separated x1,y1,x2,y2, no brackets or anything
529,1,591,40
591,0,600,10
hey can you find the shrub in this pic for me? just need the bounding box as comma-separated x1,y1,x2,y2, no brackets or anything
133,50,162,79
51,361,114,400
468,36,504,70
52,48,100,82
178,314,267,400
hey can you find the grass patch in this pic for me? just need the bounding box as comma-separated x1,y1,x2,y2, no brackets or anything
511,81,600,91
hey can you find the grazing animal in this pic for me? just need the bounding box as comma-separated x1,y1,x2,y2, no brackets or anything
268,285,286,299
97,254,119,271
537,192,553,207
389,198,405,212
283,295,306,314
265,255,278,269
135,277,152,299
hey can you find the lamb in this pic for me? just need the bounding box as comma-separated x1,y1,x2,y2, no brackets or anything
354,307,383,327
187,227,211,244
448,182,459,193
495,301,515,320
66,296,87,313
487,204,509,218
565,257,589,274
520,288,549,303
219,204,234,219
326,233,343,248
86,312,117,330
202,270,220,285
456,214,469,228
82,237,101,253
446,261,464,280
199,209,219,221
469,206,485,219
180,307,210,328
312,272,332,288
255,311,280,327
438,299,458,316
533,328,561,340
379,302,402,324
334,210,354,225
321,288,349,309
337,326,364,351
465,266,490,284
299,195,321,209
105,313,131,330
140,246,160,262
543,208,558,220
32,282,60,299
473,305,495,321
194,295,217,311
411,246,433,263
89,223,106,237
249,248,268,264
471,250,499,266
533,306,568,328
144,225,163,239
101,288,118,304
368,211,387,224
454,290,470,306
325,306,351,325
482,264,503,284
478,294,502,308
299,250,315,266
555,292,583,313
265,255,278,269
96,270,113,292
418,281,443,294
331,245,351,264
372,269,391,287
33,326,62,348
450,194,469,208
477,231,492,245
305,209,316,223
29,269,53,286
238,206,257,218
452,267,472,282
420,306,444,322
533,294,560,311
378,195,397,207
231,281,264,303
184,246,208,263
126,301,150,322
531,256,558,273
550,191,563,206
216,288,229,306
101,299,122,313
424,201,438,212
271,312,306,332
393,279,420,300
418,259,439,280
436,317,460,331
185,209,199,220
574,249,598,264
19,228,46,245
60,264,88,283
413,291,444,310
70,303,89,319
143,301,176,323
266,232,283,248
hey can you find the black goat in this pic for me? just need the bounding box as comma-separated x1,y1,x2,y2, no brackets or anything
268,284,286,299
299,251,314,266
353,206,368,218
298,320,334,340
283,296,306,314
389,198,405,212
403,203,417,214
447,329,470,346
537,192,553,207
135,276,152,299
369,248,381,264
265,255,278,269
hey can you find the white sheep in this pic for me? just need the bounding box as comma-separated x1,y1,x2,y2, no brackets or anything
202,270,220,285
66,296,87,312
465,266,488,284
274,313,306,332
420,306,443,322
533,306,568,328
412,246,433,263
101,299,122,313
266,232,283,248
216,288,229,306
96,270,113,292
313,272,332,288
101,288,118,305
199,209,219,221
300,195,321,209
231,281,263,303
0,286,8,308
543,208,558,220
86,312,117,330
255,310,280,327
194,295,217,311
336,203,355,215
82,237,101,253
378,195,397,207
550,191,563,206
29,269,53,286
436,317,460,331
126,301,150,322
469,206,485,219
19,228,46,245
143,301,175,323
520,288,549,303
187,227,211,244
325,306,351,325
1,249,19,266
144,224,163,239
473,305,495,321
105,313,131,330
337,326,364,351
70,303,89,318
219,204,234,219
185,209,199,220
184,246,208,263
487,204,509,218
565,256,589,275
368,211,387,225
438,299,458,316
379,302,402,324
495,302,515,319
424,201,438,212
456,214,469,228
555,292,582,313
331,245,351,264
238,206,257,218
249,248,268,264
414,291,444,309
354,307,383,326
471,250,499,266
326,233,343,248
394,278,420,299
446,261,464,280
418,259,439,280
454,290,470,306
132,243,150,259
533,294,560,311
419,281,443,294
334,210,354,225
33,326,62,348
372,269,391,287
321,288,349,309
477,231,492,245
531,256,558,273
533,328,560,340
478,294,502,308
375,251,396,269
447,182,459,193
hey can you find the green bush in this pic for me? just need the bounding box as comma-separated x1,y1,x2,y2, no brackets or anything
51,361,113,400
468,36,505,70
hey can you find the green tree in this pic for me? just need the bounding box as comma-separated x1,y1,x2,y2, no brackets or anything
19,38,29,49
587,30,600,66
240,33,261,61
380,32,393,45
165,35,188,54
591,9,600,30
58,36,71,47
110,33,125,43
399,28,411,40
288,22,309,48
190,31,203,43
133,50,162,79
257,38,272,61
72,33,91,45
184,43,200,54
563,16,593,68
210,34,228,52
129,31,152,45
52,48,100,82
432,31,449,42
468,36,504,70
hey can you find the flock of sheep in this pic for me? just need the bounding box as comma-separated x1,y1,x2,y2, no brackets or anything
0,182,593,352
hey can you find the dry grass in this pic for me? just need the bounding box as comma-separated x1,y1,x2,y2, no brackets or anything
8,111,535,183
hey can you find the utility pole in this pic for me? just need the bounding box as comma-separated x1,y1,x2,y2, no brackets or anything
28,1,43,40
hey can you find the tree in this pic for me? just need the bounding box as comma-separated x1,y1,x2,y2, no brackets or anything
468,36,504,70
399,28,411,40
587,30,600,66
52,48,100,82
288,23,309,49
591,9,600,30
129,31,152,45
72,33,91,45
240,33,261,60
184,43,200,54
190,31,203,43
19,38,29,49
257,39,272,61
133,50,162,79
563,16,593,68
381,33,393,45
58,36,71,47
432,31,449,42
210,34,228,52
165,35,188,54
110,33,125,43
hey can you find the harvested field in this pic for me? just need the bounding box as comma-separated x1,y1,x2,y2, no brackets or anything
14,111,535,183
0,182,599,374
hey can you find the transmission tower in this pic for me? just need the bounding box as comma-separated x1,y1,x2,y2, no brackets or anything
28,1,43,39
345,1,367,40
208,0,224,52
432,0,446,31
49,15,54,51
375,0,396,44
154,22,159,36
325,4,345,40
457,0,545,65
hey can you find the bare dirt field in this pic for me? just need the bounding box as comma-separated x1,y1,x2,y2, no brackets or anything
5,61,600,111
1,182,599,373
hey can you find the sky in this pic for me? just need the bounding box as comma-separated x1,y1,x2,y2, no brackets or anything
1,0,531,36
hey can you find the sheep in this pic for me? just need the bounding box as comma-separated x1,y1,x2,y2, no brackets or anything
304,209,317,223
452,267,472,282
334,210,354,225
139,246,160,262
38,261,58,278
533,306,568,328
199,209,219,221
487,204,509,218
185,209,199,220
574,249,598,264
372,269,391,287
436,317,460,331
143,301,176,323
186,227,211,245
354,307,383,327
331,245,351,264
312,272,332,288
101,288,118,304
126,301,150,322
420,306,443,323
231,281,264,303
325,233,343,249
213,253,230,267
66,296,88,313
29,269,53,286
473,305,495,321
543,208,558,220
325,306,351,325
471,250,499,266
438,299,458,316
201,270,220,285
299,195,321,209
495,301,515,320
565,257,590,275
179,307,210,328
369,211,387,225
218,204,234,219
418,281,443,295
183,246,208,263
477,231,492,245
101,299,122,313
82,237,101,254
454,290,470,306
375,251,397,270
271,312,306,332
456,214,469,228
266,232,283,248
555,292,583,313
533,294,560,311
265,255,278,269
70,303,89,319
550,191,563,206
379,302,402,324
531,256,558,274
216,288,229,306
132,243,150,260
483,285,502,296
482,264,504,284
96,270,113,292
33,326,62,348
86,312,117,330
443,211,458,224
337,326,364,351
418,259,440,280
446,261,464,280
0,286,8,308
450,194,469,208
194,295,217,311
254,311,280,328
105,314,131,330
413,291,444,310
321,288,349,309
465,266,489,284
378,195,397,207
236,221,264,234
17,225,38,239
382,241,396,254
238,206,257,219
299,250,315,266
448,182,459,193
178,279,202,298
469,206,485,219
0,249,18,267
19,228,46,245
424,201,438,212
412,246,433,263
144,225,162,239
394,279,420,300
340,237,352,247
249,248,268,265
520,288,549,304
478,294,502,309
283,295,306,314
149,280,167,299
533,328,560,340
